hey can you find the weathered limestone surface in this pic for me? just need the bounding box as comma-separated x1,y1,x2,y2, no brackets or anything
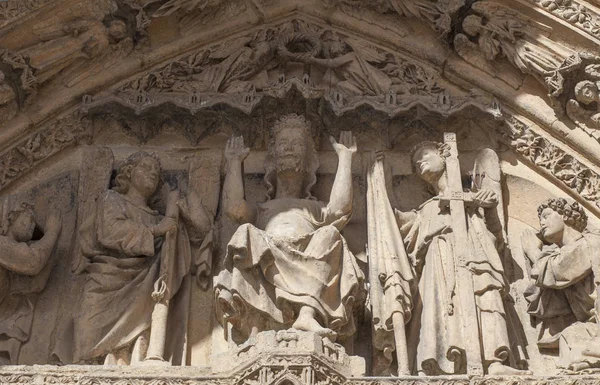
4,0,600,384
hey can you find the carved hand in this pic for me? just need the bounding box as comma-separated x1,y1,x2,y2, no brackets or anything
224,135,250,163
472,189,498,208
152,216,177,237
330,131,357,157
44,210,62,235
521,227,543,263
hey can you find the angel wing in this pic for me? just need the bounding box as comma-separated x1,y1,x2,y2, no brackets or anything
345,37,387,63
472,1,552,37
32,0,115,42
208,35,252,60
61,38,134,88
71,148,114,274
473,148,507,246
153,0,221,17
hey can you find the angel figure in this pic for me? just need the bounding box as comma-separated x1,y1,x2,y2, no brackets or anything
21,19,132,86
0,203,62,364
73,151,212,365
455,2,570,85
278,30,391,97
385,142,528,375
177,30,276,93
521,198,600,370
567,78,600,139
214,114,365,342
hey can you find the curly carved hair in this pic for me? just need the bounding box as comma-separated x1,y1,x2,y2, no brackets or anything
264,114,319,200
409,141,451,174
537,198,587,233
113,151,162,195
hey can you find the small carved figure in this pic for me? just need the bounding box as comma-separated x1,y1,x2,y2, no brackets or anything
278,31,391,97
391,141,528,375
567,78,600,138
177,30,275,93
214,114,365,342
22,19,130,85
522,198,600,370
73,152,212,365
455,2,568,85
0,203,62,364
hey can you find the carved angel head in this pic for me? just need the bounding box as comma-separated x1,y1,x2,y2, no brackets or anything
410,141,450,184
264,114,319,200
537,198,587,242
5,202,36,242
113,151,163,200
574,80,600,106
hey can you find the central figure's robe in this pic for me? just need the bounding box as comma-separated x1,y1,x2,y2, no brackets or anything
399,198,517,375
214,198,365,338
74,190,194,363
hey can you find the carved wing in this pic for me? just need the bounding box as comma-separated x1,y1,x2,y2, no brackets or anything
61,39,134,88
208,36,252,60
345,37,387,63
473,148,506,244
471,1,552,37
32,0,114,42
71,148,114,274
153,0,221,17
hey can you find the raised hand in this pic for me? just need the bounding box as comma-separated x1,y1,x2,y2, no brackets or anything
521,227,543,264
224,135,250,163
329,131,357,158
152,216,177,237
472,189,498,208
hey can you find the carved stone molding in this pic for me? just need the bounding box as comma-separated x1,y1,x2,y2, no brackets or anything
3,368,600,385
0,111,92,190
498,113,600,210
0,0,57,28
526,0,600,41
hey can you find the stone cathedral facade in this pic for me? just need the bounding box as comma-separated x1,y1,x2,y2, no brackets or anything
4,0,600,383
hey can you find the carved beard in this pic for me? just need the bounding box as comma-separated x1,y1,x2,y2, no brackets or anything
275,154,304,174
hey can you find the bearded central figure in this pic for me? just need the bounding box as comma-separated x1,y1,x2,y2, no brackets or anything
214,114,365,342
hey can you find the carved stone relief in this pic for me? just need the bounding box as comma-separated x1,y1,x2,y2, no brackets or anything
3,0,600,383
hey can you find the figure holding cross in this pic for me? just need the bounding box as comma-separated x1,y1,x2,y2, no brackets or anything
388,136,530,375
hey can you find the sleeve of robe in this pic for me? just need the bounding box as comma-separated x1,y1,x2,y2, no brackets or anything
532,239,593,289
96,190,155,257
0,236,44,275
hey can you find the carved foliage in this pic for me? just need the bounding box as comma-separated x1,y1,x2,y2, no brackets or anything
528,0,600,39
500,115,600,206
0,112,92,190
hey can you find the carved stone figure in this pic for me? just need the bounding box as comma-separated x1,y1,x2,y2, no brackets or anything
214,114,365,342
279,30,392,97
21,19,130,85
522,198,600,369
391,141,528,375
0,203,62,364
454,2,570,86
567,75,600,139
73,151,212,365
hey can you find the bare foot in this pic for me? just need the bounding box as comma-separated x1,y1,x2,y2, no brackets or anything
292,306,338,340
487,362,532,375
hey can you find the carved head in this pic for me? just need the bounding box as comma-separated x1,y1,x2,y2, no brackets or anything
574,80,599,105
6,202,36,242
410,141,450,185
321,30,346,58
264,114,319,200
537,198,587,243
113,152,162,200
108,20,128,41
462,15,483,37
